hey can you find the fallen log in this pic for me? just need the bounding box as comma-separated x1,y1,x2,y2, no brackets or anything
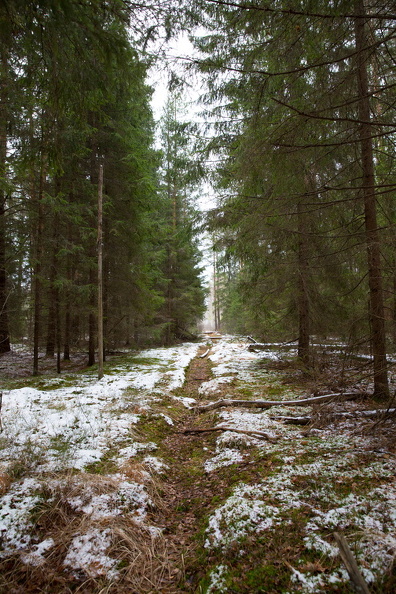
181,426,278,443
200,348,210,359
333,532,370,594
193,392,364,413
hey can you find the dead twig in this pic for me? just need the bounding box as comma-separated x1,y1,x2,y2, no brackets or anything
333,532,370,594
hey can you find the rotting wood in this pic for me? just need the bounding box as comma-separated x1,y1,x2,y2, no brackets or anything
193,392,365,413
181,426,278,443
333,531,370,594
200,349,210,359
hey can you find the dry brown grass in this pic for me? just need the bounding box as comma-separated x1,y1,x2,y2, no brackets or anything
0,468,179,593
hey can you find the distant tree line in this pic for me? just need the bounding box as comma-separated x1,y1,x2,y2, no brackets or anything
0,0,205,374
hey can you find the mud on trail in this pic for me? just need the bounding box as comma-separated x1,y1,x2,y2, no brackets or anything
1,336,396,593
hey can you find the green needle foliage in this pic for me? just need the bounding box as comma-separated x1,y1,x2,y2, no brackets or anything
190,0,396,396
0,0,205,370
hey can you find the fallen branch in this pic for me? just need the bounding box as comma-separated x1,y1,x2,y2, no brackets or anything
246,336,258,343
200,349,210,359
333,532,370,594
181,426,278,443
270,408,396,426
332,408,396,419
270,415,311,425
194,392,364,413
248,343,295,352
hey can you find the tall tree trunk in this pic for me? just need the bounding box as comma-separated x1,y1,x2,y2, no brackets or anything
45,214,59,357
0,47,10,353
88,114,97,366
32,156,46,376
213,250,221,331
354,0,389,399
97,163,104,379
297,201,310,366
55,284,61,373
88,266,96,367
63,301,71,360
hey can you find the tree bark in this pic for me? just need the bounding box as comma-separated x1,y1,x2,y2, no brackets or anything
0,46,10,354
32,145,47,376
354,0,389,399
88,267,96,367
297,201,310,366
45,212,59,357
97,163,104,379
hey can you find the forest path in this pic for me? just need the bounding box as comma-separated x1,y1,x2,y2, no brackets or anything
149,346,220,591
1,337,396,592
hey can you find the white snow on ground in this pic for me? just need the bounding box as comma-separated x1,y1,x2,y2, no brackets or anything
0,478,41,557
206,564,228,593
204,447,245,472
0,342,200,475
2,336,396,591
202,337,396,592
63,528,118,578
198,376,234,396
0,341,200,575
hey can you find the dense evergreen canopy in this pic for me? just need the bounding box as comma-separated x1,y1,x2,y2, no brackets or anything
0,0,205,373
1,0,396,399
188,0,396,398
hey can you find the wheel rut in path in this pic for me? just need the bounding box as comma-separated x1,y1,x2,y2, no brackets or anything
151,345,224,592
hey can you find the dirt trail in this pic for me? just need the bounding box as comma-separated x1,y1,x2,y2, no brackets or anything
149,346,220,592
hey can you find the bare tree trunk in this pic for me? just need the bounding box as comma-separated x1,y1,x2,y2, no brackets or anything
354,0,389,399
55,284,61,373
393,265,396,347
0,199,10,354
45,213,59,357
213,249,221,331
0,47,10,354
32,157,46,376
297,201,310,366
97,163,104,379
88,116,97,367
88,267,96,367
63,301,70,360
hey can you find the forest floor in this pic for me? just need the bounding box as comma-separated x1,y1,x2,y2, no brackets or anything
0,336,395,593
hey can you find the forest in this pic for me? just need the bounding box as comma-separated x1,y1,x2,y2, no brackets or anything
1,0,396,398
0,0,206,376
1,1,396,593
